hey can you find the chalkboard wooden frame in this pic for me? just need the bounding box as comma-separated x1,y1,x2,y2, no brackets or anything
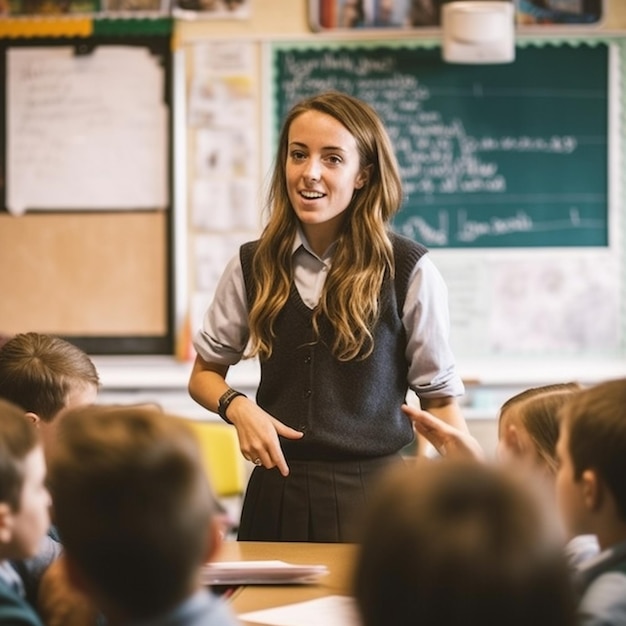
0,35,175,355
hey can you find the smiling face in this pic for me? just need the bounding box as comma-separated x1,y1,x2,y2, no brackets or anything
286,109,368,254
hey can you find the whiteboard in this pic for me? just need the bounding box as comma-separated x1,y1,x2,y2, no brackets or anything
6,45,169,215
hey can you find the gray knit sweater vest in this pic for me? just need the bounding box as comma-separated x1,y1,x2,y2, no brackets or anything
240,232,427,461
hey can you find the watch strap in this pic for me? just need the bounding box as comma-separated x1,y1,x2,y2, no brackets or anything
217,388,246,423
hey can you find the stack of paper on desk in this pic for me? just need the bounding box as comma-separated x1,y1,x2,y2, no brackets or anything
201,560,328,585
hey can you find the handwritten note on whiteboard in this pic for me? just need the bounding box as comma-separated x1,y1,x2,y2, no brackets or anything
6,46,168,215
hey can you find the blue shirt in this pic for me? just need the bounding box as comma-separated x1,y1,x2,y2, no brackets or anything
0,561,44,626
576,539,626,626
126,589,239,626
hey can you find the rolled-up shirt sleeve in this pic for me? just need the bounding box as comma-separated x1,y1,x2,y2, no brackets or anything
192,254,250,366
403,255,465,400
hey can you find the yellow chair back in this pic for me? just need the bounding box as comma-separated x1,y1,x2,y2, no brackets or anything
184,420,246,498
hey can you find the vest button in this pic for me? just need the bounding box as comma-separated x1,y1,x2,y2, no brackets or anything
304,355,311,364
303,389,312,399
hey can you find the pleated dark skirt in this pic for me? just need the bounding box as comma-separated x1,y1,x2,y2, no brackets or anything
237,455,404,543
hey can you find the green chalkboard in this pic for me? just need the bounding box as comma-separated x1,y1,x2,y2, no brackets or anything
270,43,610,248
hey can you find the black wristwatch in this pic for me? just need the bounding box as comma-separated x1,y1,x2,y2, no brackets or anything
217,388,246,423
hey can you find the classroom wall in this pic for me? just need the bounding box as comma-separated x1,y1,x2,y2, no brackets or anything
3,0,623,352
89,0,626,452
4,0,625,434
167,0,626,441
176,0,626,374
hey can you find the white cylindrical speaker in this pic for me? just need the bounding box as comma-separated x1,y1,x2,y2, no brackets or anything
442,1,515,64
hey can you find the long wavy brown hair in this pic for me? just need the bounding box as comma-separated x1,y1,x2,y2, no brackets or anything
247,91,404,362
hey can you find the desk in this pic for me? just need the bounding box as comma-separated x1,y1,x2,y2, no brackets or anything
214,542,358,624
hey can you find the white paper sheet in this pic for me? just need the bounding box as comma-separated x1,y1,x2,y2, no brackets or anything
238,595,361,626
7,46,168,215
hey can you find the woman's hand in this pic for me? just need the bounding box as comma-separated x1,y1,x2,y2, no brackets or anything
227,396,304,477
402,403,485,462
188,355,303,476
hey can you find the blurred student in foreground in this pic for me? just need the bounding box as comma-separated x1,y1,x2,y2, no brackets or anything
0,398,50,626
555,379,626,626
0,332,100,606
46,405,240,626
353,460,577,626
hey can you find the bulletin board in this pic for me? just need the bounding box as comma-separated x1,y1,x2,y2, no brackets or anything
0,35,174,354
268,37,626,361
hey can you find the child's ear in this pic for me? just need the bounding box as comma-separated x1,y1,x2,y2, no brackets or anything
581,469,602,512
25,412,42,427
0,502,14,544
502,424,525,457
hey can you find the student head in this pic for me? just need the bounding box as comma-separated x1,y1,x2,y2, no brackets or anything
48,404,220,623
0,332,100,455
0,398,51,562
497,383,582,476
353,460,576,626
555,378,626,547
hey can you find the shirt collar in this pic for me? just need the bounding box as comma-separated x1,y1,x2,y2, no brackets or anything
293,227,338,263
0,561,25,597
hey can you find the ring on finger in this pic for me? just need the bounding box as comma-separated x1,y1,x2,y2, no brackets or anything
253,457,262,466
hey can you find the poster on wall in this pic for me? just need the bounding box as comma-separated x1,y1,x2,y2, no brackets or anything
6,45,169,214
172,0,249,20
308,0,604,30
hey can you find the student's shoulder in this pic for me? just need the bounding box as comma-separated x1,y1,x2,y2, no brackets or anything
579,570,626,626
0,579,44,626
205,596,240,626
176,589,239,626
565,534,600,570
